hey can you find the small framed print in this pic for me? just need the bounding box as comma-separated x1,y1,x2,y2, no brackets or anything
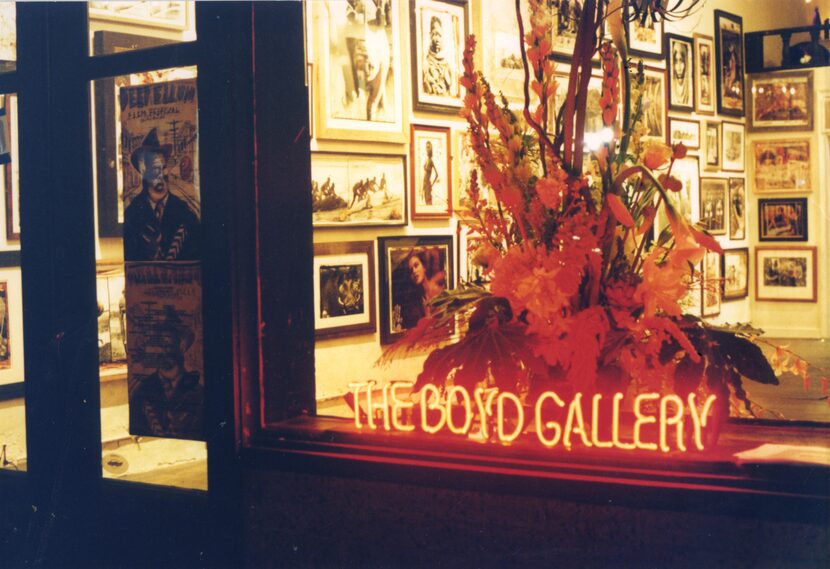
641,66,668,143
666,34,694,112
721,121,745,172
410,0,468,113
728,177,746,240
411,125,451,219
699,177,727,236
480,0,524,106
701,250,721,317
313,241,376,339
755,246,817,303
703,121,720,171
379,235,454,344
626,11,664,59
693,34,715,114
668,118,700,149
752,139,811,193
0,264,24,400
714,10,745,117
656,156,698,233
457,223,489,287
758,197,808,242
748,71,813,133
721,248,749,300
1,94,18,242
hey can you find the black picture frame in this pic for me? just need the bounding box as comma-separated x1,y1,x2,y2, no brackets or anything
313,241,377,340
665,33,695,112
625,11,664,60
758,197,808,242
714,10,745,117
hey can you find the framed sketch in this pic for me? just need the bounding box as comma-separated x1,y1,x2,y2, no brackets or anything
752,139,811,193
410,0,468,113
0,264,24,400
313,241,376,339
693,34,715,115
379,235,454,344
626,11,664,59
311,152,407,228
748,71,813,132
701,250,721,317
728,177,746,240
714,10,744,117
411,125,452,219
755,246,817,302
480,0,524,106
758,197,808,242
698,177,727,236
721,248,749,300
656,156,698,234
721,121,744,172
668,118,700,149
641,66,667,143
88,1,189,31
1,94,18,242
310,0,406,143
703,121,720,171
666,34,694,112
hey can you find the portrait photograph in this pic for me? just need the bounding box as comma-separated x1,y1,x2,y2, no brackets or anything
728,177,746,240
703,121,720,171
641,67,667,142
410,0,467,113
669,118,700,149
699,177,727,236
714,10,744,116
752,139,811,192
721,248,748,301
748,71,813,132
379,235,454,344
666,34,694,112
693,33,715,114
313,241,376,339
626,10,664,59
702,250,721,318
721,121,745,172
758,197,808,242
411,125,452,219
311,152,407,227
755,246,817,302
481,0,524,106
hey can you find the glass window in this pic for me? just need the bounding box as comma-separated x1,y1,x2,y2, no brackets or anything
88,1,196,56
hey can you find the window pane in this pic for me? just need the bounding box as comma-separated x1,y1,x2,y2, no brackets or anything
89,1,196,56
0,3,15,74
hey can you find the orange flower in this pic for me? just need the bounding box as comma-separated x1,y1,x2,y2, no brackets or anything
658,173,683,192
535,171,568,211
634,249,689,318
641,140,672,170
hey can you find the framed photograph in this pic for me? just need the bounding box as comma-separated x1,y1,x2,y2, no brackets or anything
656,156,698,234
309,0,406,143
480,0,524,106
313,241,376,339
693,34,715,114
311,152,407,228
752,139,811,192
0,264,24,400
721,121,745,172
641,66,667,143
88,1,188,31
97,268,127,366
699,177,727,236
1,94,18,243
626,11,664,59
666,34,694,112
748,71,813,132
703,121,720,171
410,0,468,113
728,177,746,240
411,125,452,219
668,118,700,149
755,246,817,302
758,197,808,242
701,250,721,317
551,1,601,64
714,10,745,117
721,248,749,300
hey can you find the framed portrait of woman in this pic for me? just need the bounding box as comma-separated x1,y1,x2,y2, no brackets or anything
378,235,454,344
666,34,694,112
714,10,744,117
411,124,452,219
693,34,715,115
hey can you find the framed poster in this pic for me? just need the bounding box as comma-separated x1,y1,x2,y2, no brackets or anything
666,34,694,112
714,10,745,117
728,177,746,240
410,0,468,113
411,125,451,219
668,118,700,149
311,152,407,228
1,94,18,242
310,0,406,143
721,121,745,172
693,33,715,115
701,250,721,317
703,121,720,171
748,71,813,132
313,241,376,339
755,246,817,302
0,264,24,400
378,235,454,344
698,177,727,236
758,197,808,242
752,139,811,193
626,11,664,60
641,66,667,143
722,248,749,300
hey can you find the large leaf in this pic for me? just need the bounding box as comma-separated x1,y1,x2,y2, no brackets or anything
709,330,779,385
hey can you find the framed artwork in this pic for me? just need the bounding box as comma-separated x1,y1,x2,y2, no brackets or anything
752,139,811,192
758,197,808,242
553,71,618,143
728,177,746,240
701,250,721,317
721,248,749,300
666,34,694,112
0,264,24,400
378,235,454,344
698,177,727,236
453,129,496,213
310,0,406,143
480,0,524,106
1,94,18,243
311,152,407,228
714,10,745,117
641,66,667,143
410,0,468,113
457,223,489,287
748,71,813,132
96,268,127,366
668,118,700,149
703,121,720,171
411,125,452,219
693,34,715,114
681,263,702,317
313,241,376,339
626,11,664,60
721,121,745,172
551,1,600,64
88,2,188,30
755,246,817,302
656,156,698,234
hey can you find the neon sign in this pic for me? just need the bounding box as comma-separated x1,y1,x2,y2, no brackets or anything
347,381,718,452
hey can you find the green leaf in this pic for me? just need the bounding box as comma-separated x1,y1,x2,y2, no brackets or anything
708,330,779,385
